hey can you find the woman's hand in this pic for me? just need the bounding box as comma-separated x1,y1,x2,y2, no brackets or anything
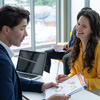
41,82,58,92
56,74,70,83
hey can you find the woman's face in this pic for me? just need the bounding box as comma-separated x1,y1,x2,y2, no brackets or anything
76,16,93,41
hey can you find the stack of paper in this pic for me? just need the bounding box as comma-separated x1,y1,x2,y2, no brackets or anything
45,73,87,99
53,44,66,52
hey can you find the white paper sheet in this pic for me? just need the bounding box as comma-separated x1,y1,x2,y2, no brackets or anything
45,73,87,99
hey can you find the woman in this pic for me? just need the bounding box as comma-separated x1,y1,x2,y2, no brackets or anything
56,9,100,90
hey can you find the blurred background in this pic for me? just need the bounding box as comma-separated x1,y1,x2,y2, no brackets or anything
0,0,99,56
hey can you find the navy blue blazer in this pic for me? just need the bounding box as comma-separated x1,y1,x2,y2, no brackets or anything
0,44,43,100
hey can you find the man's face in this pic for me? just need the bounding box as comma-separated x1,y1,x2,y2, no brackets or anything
7,19,28,47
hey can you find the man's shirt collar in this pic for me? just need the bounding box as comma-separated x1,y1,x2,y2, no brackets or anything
0,41,14,58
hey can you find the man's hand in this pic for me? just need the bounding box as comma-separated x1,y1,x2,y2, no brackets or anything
63,44,73,53
63,44,69,51
41,82,58,92
56,74,70,83
66,47,73,53
46,94,71,100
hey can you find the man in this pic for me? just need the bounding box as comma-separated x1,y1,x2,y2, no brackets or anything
0,5,70,100
44,7,92,75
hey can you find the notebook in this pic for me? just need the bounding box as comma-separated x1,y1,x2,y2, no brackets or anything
16,50,47,80
53,44,66,52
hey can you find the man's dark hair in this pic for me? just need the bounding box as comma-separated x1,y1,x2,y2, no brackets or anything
0,5,30,31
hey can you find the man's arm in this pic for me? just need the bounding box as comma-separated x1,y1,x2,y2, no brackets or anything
0,58,15,100
20,77,44,93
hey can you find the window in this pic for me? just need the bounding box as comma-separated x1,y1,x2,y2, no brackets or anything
4,0,31,52
90,0,100,14
4,0,57,52
71,0,84,30
34,0,56,51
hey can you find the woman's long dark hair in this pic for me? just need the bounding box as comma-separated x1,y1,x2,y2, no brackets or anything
69,10,100,73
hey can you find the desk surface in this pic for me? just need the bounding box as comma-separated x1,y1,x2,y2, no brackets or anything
23,90,100,100
89,89,100,96
23,72,100,100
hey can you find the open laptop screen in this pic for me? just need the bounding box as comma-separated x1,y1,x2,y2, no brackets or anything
16,50,47,76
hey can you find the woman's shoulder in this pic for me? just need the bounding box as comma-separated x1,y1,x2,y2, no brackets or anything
95,40,100,51
97,40,100,46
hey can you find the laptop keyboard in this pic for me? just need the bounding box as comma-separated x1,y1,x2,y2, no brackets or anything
18,72,37,79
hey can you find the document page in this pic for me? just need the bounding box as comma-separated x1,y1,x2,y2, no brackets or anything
45,73,87,99
53,44,66,52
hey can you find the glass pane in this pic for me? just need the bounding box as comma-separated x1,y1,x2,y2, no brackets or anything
34,0,56,51
71,0,84,30
4,0,31,52
90,0,100,14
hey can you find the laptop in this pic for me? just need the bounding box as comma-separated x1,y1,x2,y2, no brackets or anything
16,50,47,80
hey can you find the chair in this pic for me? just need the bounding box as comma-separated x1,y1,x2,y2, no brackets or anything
56,42,68,75
56,31,73,75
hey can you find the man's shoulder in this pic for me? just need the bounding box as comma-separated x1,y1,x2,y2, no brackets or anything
0,45,11,64
0,44,7,53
